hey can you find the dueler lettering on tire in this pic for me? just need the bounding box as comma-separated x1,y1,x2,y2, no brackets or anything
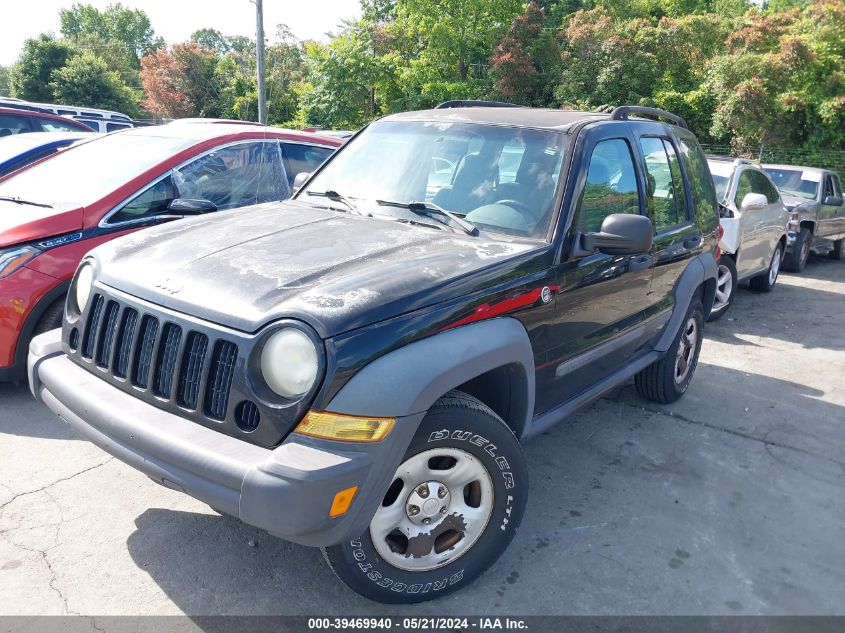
322,390,527,604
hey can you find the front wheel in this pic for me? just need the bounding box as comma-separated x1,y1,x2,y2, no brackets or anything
707,255,737,322
784,227,811,272
749,242,783,292
323,391,527,603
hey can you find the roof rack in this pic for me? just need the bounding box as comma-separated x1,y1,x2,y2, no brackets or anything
435,100,523,109
609,106,688,129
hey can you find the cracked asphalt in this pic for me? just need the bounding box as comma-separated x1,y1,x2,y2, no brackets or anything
1,257,843,618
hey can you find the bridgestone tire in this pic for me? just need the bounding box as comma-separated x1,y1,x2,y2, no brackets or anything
784,227,812,272
830,238,844,260
322,390,527,604
635,299,704,404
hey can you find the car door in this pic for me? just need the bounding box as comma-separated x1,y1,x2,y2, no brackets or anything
637,133,700,316
820,173,845,239
536,130,654,412
749,169,786,263
731,169,765,276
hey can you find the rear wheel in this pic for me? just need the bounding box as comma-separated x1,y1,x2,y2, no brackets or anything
707,256,736,322
830,238,844,260
635,299,704,404
323,391,527,603
749,243,783,292
784,228,811,272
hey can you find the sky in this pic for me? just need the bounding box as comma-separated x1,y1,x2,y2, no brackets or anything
0,0,362,66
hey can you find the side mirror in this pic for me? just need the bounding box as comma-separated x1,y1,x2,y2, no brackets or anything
740,192,768,211
292,171,311,193
167,198,217,215
823,195,843,206
581,213,653,256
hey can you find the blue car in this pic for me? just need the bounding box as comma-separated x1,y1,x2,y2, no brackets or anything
0,131,94,179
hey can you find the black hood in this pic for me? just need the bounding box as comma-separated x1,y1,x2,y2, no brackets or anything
93,201,538,337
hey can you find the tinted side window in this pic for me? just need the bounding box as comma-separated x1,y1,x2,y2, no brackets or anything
824,175,836,199
577,139,640,233
281,143,334,188
750,170,779,203
676,132,718,225
640,137,689,230
109,175,177,224
734,171,754,208
107,122,131,132
0,114,33,136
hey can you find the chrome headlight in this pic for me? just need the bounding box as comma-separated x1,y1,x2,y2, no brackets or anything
260,328,319,398
73,262,94,313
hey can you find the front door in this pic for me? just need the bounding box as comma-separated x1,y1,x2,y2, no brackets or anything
821,174,845,239
536,130,654,412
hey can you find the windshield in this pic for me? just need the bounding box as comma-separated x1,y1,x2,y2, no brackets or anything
0,133,195,209
707,160,734,202
299,120,569,240
763,168,819,200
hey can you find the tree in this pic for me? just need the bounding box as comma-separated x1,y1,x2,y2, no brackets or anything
191,28,232,55
49,53,139,115
490,2,558,105
0,66,10,97
9,35,75,102
60,3,161,64
140,43,222,118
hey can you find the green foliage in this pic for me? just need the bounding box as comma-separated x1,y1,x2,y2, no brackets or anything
9,35,76,102
49,53,139,115
60,3,161,64
0,66,10,97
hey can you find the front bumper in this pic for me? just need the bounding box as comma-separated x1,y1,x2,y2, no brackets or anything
28,329,419,547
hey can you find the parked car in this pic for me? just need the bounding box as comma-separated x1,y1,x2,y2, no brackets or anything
0,123,340,381
0,131,94,179
0,107,94,135
29,104,719,603
705,157,790,320
762,164,845,271
0,98,137,132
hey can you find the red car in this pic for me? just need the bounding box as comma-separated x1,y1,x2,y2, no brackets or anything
0,107,95,135
0,122,340,380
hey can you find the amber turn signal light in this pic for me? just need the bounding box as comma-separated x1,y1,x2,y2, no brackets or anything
330,485,359,518
294,411,395,443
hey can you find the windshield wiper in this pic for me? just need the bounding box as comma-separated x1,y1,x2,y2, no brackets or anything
0,196,52,208
306,190,361,214
376,200,478,236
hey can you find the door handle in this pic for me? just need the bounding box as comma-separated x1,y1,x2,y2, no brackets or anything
629,254,653,272
683,235,702,249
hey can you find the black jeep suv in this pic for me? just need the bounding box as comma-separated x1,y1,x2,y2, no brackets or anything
29,104,719,603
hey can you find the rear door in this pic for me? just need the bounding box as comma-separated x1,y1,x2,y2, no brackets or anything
637,130,700,315
537,126,654,411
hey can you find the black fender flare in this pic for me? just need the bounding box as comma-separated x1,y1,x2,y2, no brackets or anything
656,252,717,352
326,317,536,437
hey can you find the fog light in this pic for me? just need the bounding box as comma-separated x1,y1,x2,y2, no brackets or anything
294,411,395,442
330,485,359,518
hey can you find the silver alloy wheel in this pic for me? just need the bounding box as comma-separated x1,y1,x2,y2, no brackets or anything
769,246,782,286
369,447,494,572
674,316,698,385
713,263,733,312
799,237,810,267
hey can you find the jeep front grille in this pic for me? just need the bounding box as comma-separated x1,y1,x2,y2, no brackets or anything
79,293,238,419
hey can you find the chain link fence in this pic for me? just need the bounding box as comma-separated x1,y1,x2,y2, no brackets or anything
700,144,845,177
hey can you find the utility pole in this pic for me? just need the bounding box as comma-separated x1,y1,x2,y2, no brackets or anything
255,0,267,124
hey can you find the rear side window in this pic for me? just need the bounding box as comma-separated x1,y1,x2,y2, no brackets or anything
640,137,689,231
107,122,131,132
577,138,640,233
676,132,718,225
281,143,334,188
39,119,87,133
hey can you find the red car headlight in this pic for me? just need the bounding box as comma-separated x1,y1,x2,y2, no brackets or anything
0,246,39,279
